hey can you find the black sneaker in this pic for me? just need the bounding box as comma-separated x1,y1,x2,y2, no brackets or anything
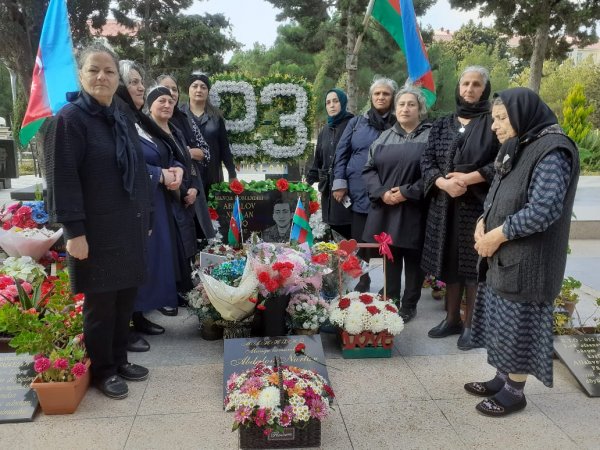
117,363,149,381
399,307,417,323
96,375,128,399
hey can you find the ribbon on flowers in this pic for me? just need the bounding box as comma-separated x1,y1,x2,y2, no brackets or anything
374,232,394,262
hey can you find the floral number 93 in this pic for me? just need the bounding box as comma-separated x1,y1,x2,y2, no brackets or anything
209,76,313,163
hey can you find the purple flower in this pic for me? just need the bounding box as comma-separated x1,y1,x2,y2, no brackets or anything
309,397,328,420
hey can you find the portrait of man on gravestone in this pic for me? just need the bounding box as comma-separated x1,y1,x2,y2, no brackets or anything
262,201,292,242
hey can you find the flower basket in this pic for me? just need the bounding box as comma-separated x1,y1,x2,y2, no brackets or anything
338,330,394,359
218,317,253,339
30,360,90,415
239,418,321,449
431,289,445,300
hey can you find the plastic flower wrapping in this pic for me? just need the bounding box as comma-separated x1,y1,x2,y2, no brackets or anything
286,292,330,331
328,291,404,336
248,242,324,297
225,362,334,434
310,242,364,299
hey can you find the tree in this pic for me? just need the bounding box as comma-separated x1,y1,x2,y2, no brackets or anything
449,0,600,93
561,83,594,144
445,20,509,61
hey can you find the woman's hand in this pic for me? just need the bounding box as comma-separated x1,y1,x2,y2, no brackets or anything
184,188,197,206
333,188,347,202
474,218,485,243
188,146,205,161
166,167,184,190
382,187,405,205
436,176,467,198
66,235,89,260
474,225,507,257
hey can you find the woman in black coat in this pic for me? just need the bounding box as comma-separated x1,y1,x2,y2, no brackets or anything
179,72,238,197
45,44,151,400
307,88,354,239
420,66,499,349
363,85,430,323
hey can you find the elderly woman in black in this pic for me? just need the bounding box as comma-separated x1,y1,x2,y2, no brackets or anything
180,72,237,197
363,85,431,322
421,66,499,349
307,88,354,239
45,43,151,399
464,88,579,416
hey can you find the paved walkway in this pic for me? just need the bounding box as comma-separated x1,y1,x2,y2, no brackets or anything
1,176,599,449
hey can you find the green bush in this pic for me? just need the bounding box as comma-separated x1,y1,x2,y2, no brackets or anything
562,84,594,144
579,129,600,172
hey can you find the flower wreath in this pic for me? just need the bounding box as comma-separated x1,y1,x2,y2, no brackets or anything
209,73,314,164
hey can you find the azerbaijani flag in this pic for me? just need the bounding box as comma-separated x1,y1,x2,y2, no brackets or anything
372,0,436,107
228,196,243,247
290,198,314,247
20,0,79,146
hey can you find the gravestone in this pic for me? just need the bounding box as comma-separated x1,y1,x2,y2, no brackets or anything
554,333,600,397
213,189,311,243
222,334,329,401
0,353,38,423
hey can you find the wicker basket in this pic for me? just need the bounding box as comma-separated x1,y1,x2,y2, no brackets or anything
239,419,321,449
239,357,322,448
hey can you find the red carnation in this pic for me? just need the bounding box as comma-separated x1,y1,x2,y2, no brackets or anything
311,253,329,264
294,343,306,354
359,294,373,304
266,279,280,292
366,305,380,315
229,179,244,195
257,304,266,311
248,297,258,304
279,268,292,279
338,297,351,309
309,201,320,214
385,304,398,313
258,272,271,284
2,222,10,230
208,208,218,220
323,384,335,398
275,178,289,192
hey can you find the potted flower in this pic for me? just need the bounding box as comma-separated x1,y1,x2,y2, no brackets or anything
553,276,600,335
225,360,334,448
431,278,446,300
0,269,89,414
328,291,404,358
286,292,329,335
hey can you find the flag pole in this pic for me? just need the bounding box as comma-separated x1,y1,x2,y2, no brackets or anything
289,197,301,245
237,195,244,245
352,0,376,57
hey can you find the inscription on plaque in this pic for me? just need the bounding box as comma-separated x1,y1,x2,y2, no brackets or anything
554,334,600,397
0,353,38,423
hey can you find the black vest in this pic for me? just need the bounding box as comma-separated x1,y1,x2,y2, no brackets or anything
481,131,579,304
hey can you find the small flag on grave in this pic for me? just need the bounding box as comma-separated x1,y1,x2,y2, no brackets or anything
290,198,313,247
228,195,243,247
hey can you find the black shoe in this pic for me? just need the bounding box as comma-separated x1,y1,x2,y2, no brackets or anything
399,307,417,323
476,395,527,417
96,375,128,399
127,332,150,352
158,306,178,317
177,293,188,307
355,274,371,293
428,319,462,338
457,327,477,350
117,363,149,381
464,382,502,397
133,314,165,335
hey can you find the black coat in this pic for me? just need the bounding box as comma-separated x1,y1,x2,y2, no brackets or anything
45,92,151,294
307,115,354,225
362,122,431,249
420,114,498,279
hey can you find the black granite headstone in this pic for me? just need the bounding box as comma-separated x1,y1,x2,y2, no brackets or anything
554,333,600,397
214,189,311,242
0,353,39,423
223,334,330,401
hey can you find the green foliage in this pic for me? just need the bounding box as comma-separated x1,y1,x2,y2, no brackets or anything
561,84,594,144
0,66,13,127
578,129,600,173
208,180,317,209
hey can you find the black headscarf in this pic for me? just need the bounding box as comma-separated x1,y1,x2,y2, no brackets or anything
326,88,353,127
455,77,492,119
188,73,211,91
367,107,395,132
493,87,558,176
146,86,172,108
69,90,138,199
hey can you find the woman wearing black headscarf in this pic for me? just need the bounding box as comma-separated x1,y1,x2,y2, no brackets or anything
307,88,354,239
180,72,237,198
421,66,499,349
464,87,579,416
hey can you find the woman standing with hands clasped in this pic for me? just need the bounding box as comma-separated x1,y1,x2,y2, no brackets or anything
421,66,499,349
465,88,579,416
362,85,430,322
307,88,354,239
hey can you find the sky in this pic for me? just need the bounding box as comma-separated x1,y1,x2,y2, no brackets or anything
186,0,493,54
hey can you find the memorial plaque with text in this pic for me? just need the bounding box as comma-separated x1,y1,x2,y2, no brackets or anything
554,334,600,397
214,190,311,241
223,335,329,401
0,353,38,423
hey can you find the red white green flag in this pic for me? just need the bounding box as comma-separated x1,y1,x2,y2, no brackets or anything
290,198,313,247
372,0,436,107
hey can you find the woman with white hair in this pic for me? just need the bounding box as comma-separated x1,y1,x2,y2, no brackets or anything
421,66,500,349
332,77,397,292
362,85,431,322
